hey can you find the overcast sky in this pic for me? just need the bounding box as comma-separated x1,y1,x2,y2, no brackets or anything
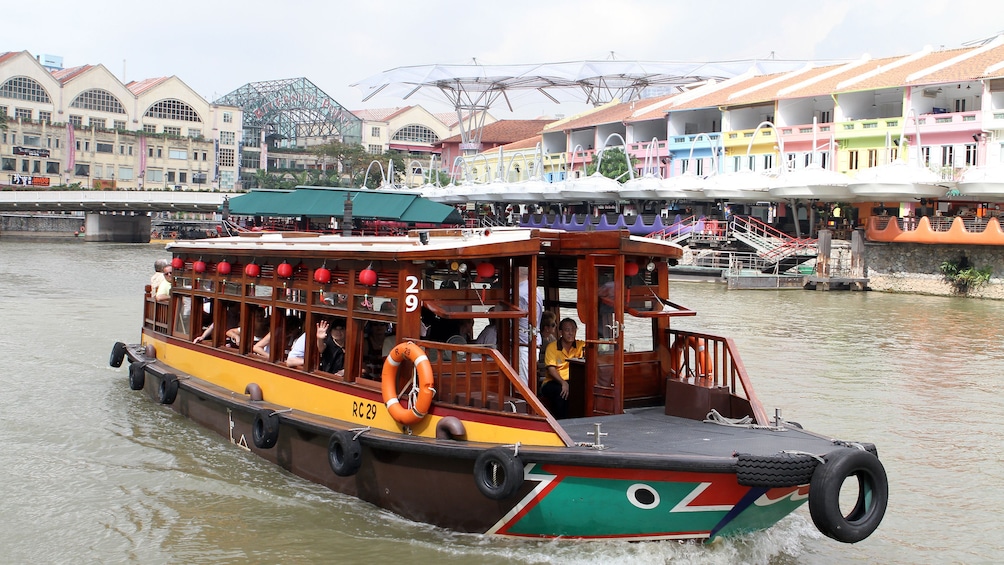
5,0,1002,119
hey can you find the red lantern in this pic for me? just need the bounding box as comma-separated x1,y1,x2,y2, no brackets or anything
476,262,495,279
216,261,232,275
193,260,206,274
171,257,184,270
276,262,293,279
625,261,640,277
358,267,377,286
314,267,331,284
244,263,261,278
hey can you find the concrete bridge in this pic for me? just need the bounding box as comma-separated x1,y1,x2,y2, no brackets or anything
0,191,228,242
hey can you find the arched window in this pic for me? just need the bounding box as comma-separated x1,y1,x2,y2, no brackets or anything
70,89,126,113
391,124,439,144
144,99,202,122
0,76,51,103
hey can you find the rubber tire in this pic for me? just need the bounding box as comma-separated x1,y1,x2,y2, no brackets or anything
808,448,889,543
736,452,818,488
252,409,280,449
157,373,179,404
474,447,524,500
128,362,146,391
328,430,362,477
110,342,127,368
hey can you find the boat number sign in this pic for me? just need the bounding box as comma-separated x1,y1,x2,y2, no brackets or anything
353,400,378,420
405,276,419,312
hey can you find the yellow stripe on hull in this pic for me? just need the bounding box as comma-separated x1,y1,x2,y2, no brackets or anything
142,335,565,447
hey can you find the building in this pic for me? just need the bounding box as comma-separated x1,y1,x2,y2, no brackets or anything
1,50,243,191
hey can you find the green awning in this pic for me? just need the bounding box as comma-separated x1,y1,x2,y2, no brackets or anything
223,187,462,225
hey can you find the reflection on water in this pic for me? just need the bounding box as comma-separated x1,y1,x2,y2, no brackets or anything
1,240,1001,563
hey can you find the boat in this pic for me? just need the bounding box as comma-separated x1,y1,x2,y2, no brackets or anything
109,227,888,543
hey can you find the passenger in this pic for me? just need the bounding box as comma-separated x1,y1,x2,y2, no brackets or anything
474,307,498,346
250,312,272,358
537,311,558,381
540,318,585,419
518,267,544,385
155,266,173,303
150,259,169,299
318,318,346,375
363,321,390,376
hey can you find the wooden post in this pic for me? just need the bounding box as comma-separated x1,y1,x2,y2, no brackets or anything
816,229,832,288
850,228,866,290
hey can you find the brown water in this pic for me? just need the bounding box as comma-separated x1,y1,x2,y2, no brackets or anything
1,240,1000,564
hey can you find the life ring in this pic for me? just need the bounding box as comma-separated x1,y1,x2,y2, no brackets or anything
128,362,146,391
252,409,280,449
670,335,711,378
808,448,888,543
79,225,85,233
327,430,362,476
157,373,179,404
109,341,127,367
473,447,524,500
381,342,436,427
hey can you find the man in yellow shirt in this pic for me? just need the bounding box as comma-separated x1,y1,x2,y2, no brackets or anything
541,317,584,419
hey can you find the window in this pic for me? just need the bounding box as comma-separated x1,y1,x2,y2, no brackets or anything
128,145,133,156
96,142,114,154
371,126,381,137
84,141,90,152
70,89,126,113
163,126,181,137
367,144,382,154
921,146,931,167
93,165,103,178
220,170,235,189
0,105,6,117
118,166,133,180
15,108,31,121
848,150,859,170
33,160,40,174
955,99,966,113
0,76,51,103
888,148,898,163
147,169,164,182
69,115,83,127
143,124,157,134
39,111,51,124
169,149,187,160
23,135,40,146
47,161,60,174
157,148,163,158
119,145,125,155
867,149,878,168
201,151,207,161
1,158,14,171
965,144,978,166
179,172,187,183
113,120,126,130
391,124,439,144
188,128,201,138
220,131,235,145
21,159,29,172
148,147,154,158
223,112,232,123
218,148,235,167
941,146,954,167
145,99,202,122
89,118,106,130
74,164,90,177
167,171,176,183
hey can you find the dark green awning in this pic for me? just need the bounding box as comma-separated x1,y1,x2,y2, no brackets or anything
223,187,462,225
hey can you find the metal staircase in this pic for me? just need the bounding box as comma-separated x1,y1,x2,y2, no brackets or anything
729,216,817,272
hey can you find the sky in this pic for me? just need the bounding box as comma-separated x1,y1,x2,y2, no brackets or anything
5,0,1003,119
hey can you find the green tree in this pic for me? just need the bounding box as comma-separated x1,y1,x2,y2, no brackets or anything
252,169,280,189
585,146,635,183
314,140,371,187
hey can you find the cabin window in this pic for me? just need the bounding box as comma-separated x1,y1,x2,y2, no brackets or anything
222,281,242,296
249,284,273,300
315,291,348,310
172,297,193,339
278,288,308,305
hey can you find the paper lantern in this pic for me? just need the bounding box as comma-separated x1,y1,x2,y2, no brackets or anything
358,267,377,286
244,263,261,277
193,260,206,274
276,262,293,279
313,267,331,284
476,262,495,279
216,261,232,275
625,261,640,277
171,257,184,270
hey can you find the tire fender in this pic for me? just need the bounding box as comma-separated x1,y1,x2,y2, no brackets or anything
808,448,889,543
252,409,280,449
473,447,524,500
157,373,179,404
109,342,127,368
328,430,363,477
128,362,146,391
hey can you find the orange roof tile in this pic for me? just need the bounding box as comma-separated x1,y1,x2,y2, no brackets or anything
907,41,1004,83
51,65,93,83
542,100,640,132
669,73,782,110
126,76,170,95
499,135,542,151
440,119,551,143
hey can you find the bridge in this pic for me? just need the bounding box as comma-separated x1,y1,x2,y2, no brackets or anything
0,191,228,242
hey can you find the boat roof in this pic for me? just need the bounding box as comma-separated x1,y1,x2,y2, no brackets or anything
168,227,684,260
225,187,464,225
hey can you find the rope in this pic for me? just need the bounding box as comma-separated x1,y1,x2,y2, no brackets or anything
704,408,780,430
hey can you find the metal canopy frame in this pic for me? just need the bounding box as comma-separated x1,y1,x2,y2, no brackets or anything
215,78,362,147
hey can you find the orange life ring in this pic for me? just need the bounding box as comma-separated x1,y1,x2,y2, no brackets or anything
381,342,435,426
670,335,711,378
79,225,85,233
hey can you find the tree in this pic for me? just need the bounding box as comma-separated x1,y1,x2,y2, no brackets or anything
314,140,372,187
585,147,635,183
252,169,280,189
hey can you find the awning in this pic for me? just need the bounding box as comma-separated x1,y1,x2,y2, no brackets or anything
224,187,462,225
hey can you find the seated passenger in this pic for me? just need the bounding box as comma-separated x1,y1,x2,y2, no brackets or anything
286,318,345,375
363,321,390,376
155,267,173,303
540,318,585,419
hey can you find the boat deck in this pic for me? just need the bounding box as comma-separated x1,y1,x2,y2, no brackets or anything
558,406,849,459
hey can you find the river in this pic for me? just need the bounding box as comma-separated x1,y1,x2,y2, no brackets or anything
0,240,1000,564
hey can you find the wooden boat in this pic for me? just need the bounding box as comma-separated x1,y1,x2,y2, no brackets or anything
109,227,887,543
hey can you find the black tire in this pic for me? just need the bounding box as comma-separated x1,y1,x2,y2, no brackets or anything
109,342,127,368
808,448,888,543
252,409,280,449
474,447,524,500
157,373,179,405
128,362,146,391
328,430,362,477
736,452,818,488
